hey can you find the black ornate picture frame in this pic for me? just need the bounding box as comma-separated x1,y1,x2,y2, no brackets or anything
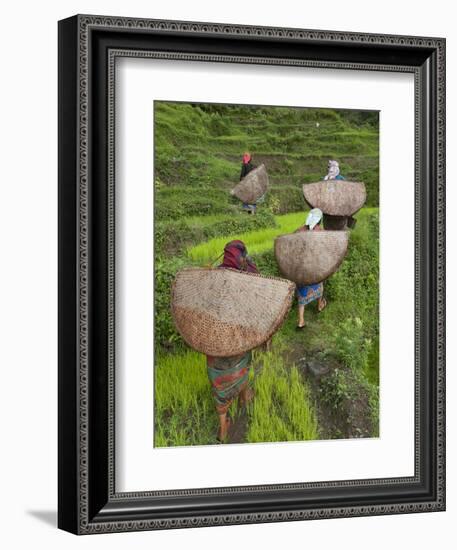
58,14,445,534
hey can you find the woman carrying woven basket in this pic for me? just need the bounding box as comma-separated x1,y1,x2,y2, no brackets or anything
206,240,257,442
239,152,258,214
323,159,346,182
295,208,328,329
322,160,357,230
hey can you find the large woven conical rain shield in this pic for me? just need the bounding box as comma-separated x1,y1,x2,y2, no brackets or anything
171,268,295,357
231,164,268,203
303,180,366,216
275,231,349,285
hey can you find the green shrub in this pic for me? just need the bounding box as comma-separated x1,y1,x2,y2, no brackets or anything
319,367,351,411
318,364,379,438
154,257,189,349
332,317,371,373
264,186,305,214
251,249,281,277
155,187,238,221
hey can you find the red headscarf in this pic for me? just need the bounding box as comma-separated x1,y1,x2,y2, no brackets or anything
242,152,252,165
219,240,258,273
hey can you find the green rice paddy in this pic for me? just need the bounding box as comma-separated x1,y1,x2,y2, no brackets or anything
187,212,306,263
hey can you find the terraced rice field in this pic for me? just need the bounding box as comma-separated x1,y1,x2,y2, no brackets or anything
154,101,380,447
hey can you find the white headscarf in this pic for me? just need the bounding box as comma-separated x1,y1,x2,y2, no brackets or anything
324,160,340,180
305,208,323,230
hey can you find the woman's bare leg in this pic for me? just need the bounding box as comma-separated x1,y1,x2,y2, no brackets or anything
218,412,230,441
239,385,254,406
297,304,305,327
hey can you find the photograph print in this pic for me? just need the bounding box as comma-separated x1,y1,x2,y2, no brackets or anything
154,100,379,447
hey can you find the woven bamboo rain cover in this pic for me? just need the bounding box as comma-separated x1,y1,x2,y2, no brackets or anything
275,231,349,285
303,180,366,216
231,164,269,203
171,268,295,356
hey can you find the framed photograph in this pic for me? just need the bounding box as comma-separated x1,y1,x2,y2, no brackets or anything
58,14,445,534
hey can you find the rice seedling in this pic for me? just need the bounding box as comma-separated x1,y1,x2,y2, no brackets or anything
154,350,218,447
154,341,319,447
247,342,318,443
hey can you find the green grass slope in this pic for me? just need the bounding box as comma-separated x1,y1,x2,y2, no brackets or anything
154,101,379,217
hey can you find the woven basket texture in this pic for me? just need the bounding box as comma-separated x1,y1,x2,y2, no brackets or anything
303,180,366,216
232,164,269,203
171,268,295,357
274,231,349,285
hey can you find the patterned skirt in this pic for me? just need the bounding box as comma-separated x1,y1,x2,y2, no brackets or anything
296,282,324,306
206,352,251,415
